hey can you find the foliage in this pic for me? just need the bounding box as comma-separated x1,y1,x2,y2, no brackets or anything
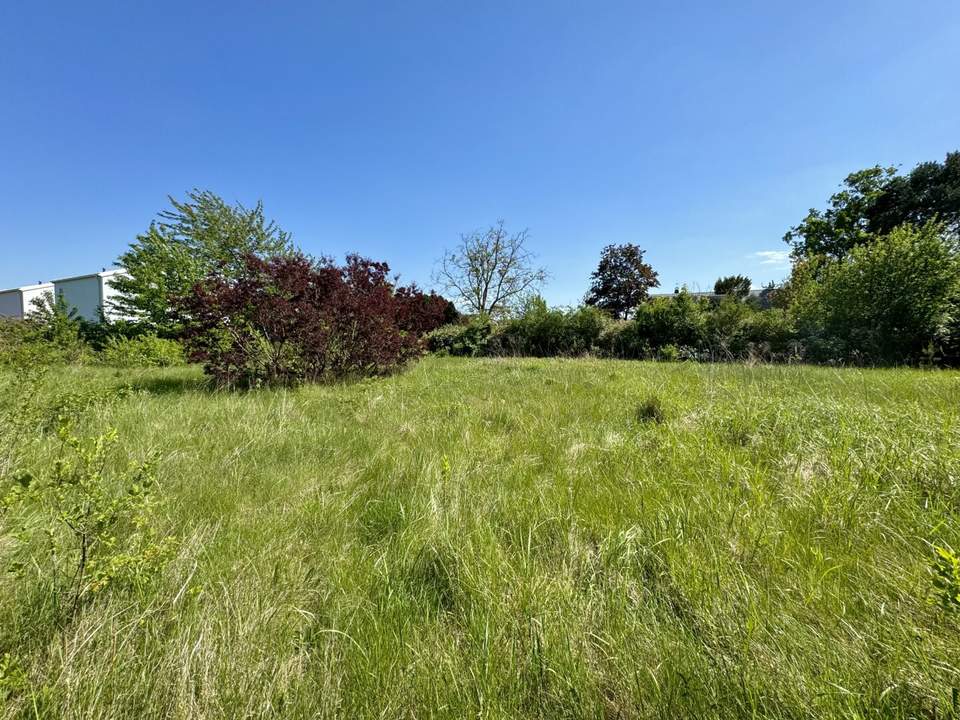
932,546,960,612
426,315,492,357
0,364,47,486
0,293,92,366
592,291,798,362
1,368,176,639
176,252,433,387
784,151,960,259
584,243,660,319
713,274,752,298
434,220,547,317
4,422,177,617
394,287,457,337
632,291,709,352
486,297,608,356
869,151,960,237
74,316,150,352
784,165,896,259
739,307,798,360
790,223,960,363
100,334,185,368
112,189,293,335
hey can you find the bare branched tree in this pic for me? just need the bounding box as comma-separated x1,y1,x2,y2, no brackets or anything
434,220,547,316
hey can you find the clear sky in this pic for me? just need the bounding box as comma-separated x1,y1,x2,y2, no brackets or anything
1,1,958,303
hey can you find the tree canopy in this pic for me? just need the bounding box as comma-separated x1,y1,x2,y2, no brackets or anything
784,152,960,259
434,221,546,317
789,222,960,363
111,190,293,334
713,274,752,298
584,244,659,319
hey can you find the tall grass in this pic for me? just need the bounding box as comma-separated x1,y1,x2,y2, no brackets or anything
2,357,959,718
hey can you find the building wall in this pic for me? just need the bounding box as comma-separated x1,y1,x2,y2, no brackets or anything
99,271,127,321
54,276,103,321
0,290,23,318
21,285,53,316
0,284,53,319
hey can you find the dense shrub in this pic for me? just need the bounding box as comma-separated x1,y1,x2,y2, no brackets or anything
100,334,185,368
487,297,608,356
426,316,492,357
596,320,645,359
790,223,960,363
0,294,93,366
633,292,709,350
740,308,798,360
590,292,798,362
176,252,435,387
595,292,707,359
394,288,457,336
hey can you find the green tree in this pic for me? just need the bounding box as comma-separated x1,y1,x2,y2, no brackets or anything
791,222,960,363
713,274,752,298
784,166,897,259
784,152,960,260
111,190,293,335
585,244,660,319
869,151,960,237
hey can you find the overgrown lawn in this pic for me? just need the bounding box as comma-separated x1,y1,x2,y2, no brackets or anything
2,357,959,718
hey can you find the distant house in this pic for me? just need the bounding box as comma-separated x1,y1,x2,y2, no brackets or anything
52,269,128,322
649,287,777,307
0,282,54,319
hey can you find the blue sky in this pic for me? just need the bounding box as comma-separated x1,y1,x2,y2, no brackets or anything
1,1,958,304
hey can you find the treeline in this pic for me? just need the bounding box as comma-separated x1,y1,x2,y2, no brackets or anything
432,221,959,365
3,151,958,383
431,152,960,366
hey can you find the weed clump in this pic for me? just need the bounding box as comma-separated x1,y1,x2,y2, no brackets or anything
635,395,666,424
406,544,461,613
933,546,960,612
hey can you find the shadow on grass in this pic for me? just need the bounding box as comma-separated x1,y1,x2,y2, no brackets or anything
129,373,212,396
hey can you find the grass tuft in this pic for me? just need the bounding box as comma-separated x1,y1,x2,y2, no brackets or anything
635,394,667,423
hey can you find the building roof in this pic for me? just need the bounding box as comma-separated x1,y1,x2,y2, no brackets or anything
51,268,127,283
649,288,770,299
0,281,54,294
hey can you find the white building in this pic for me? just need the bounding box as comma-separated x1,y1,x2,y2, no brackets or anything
52,269,128,322
0,282,54,319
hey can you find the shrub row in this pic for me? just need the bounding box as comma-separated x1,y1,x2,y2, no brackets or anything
0,319,186,369
0,299,185,370
427,294,797,362
428,225,960,366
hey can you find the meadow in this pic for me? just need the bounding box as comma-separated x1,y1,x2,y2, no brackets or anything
2,356,960,718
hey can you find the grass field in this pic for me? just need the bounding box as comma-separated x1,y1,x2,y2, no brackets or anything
2,357,960,718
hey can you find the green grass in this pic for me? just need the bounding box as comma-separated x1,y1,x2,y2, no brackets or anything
2,356,960,718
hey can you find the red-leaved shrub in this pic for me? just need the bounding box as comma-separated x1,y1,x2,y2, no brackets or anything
176,253,449,387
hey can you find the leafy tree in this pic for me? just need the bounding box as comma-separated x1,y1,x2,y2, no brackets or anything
434,221,547,317
784,152,960,260
112,190,293,335
584,244,660,319
869,151,960,236
784,166,897,259
790,222,960,363
713,274,752,298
